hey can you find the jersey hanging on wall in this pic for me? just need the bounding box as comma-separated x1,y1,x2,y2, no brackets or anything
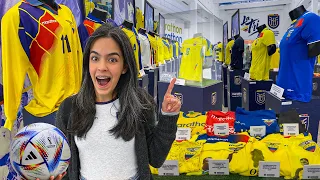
1,0,83,130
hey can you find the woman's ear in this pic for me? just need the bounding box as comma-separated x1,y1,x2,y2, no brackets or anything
122,65,128,74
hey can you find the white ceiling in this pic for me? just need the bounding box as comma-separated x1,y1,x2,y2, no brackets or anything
148,0,294,13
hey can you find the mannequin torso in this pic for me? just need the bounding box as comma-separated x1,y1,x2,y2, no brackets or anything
40,0,58,11
257,24,276,56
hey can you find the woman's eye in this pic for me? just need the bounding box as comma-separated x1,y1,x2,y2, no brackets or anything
109,58,117,63
91,56,98,61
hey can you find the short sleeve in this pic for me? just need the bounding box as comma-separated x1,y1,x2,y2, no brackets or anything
261,29,276,47
301,13,320,45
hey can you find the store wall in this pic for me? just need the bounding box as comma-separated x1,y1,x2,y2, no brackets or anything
220,6,291,41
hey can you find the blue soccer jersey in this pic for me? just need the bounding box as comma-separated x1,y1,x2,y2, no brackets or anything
235,107,279,136
277,12,320,102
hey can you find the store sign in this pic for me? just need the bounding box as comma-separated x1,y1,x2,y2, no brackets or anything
165,19,184,43
239,12,281,40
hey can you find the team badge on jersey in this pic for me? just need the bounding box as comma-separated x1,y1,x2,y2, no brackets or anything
299,114,310,131
263,119,276,126
243,88,247,103
299,140,316,152
255,90,266,105
211,92,217,105
185,147,201,159
268,14,280,29
266,142,280,152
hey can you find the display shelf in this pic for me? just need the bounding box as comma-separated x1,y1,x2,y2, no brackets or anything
227,69,245,111
265,91,320,143
158,79,223,112
241,78,273,111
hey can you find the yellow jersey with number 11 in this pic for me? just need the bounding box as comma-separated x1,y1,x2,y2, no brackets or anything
2,1,83,130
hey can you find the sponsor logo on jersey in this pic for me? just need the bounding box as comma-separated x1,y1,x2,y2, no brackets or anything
300,114,310,131
263,119,276,126
42,19,57,25
243,88,247,103
255,90,266,105
299,140,316,152
177,121,205,128
211,92,217,105
286,29,294,40
268,14,280,29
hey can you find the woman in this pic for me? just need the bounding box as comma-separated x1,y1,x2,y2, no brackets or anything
55,23,181,180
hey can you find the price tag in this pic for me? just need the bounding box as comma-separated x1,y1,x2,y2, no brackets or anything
139,69,146,77
158,160,179,176
270,84,284,99
303,165,320,179
244,73,250,80
273,68,279,72
283,123,299,136
259,161,280,178
176,128,191,141
250,126,266,137
172,78,185,86
208,160,229,175
214,123,229,136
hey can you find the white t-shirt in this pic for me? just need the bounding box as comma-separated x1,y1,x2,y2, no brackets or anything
75,99,138,180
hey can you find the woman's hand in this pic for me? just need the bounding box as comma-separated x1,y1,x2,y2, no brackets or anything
36,172,67,180
162,78,181,113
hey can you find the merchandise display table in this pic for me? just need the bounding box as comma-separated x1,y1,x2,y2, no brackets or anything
158,79,223,112
138,74,149,92
145,68,159,102
227,69,245,111
222,65,228,107
265,92,320,142
241,78,273,111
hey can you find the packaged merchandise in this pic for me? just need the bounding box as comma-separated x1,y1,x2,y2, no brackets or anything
205,111,235,136
235,107,279,136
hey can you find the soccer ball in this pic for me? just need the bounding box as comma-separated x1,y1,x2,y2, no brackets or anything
9,123,71,180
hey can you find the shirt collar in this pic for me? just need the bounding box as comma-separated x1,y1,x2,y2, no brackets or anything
24,0,60,14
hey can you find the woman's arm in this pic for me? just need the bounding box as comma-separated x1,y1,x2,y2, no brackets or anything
145,109,179,168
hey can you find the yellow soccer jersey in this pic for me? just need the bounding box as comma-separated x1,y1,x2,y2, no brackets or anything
135,7,143,29
150,140,203,174
187,141,246,176
217,42,223,62
147,34,158,65
250,28,276,81
162,39,171,61
258,134,291,178
225,40,235,65
179,38,205,82
230,137,258,176
177,111,206,136
2,1,83,130
157,37,165,64
287,133,320,179
174,41,180,57
318,55,320,64
270,48,280,69
121,27,141,75
169,42,174,59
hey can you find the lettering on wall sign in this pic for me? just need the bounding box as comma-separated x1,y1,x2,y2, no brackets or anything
241,15,260,36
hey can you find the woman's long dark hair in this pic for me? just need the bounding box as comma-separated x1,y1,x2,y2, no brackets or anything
70,23,156,141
